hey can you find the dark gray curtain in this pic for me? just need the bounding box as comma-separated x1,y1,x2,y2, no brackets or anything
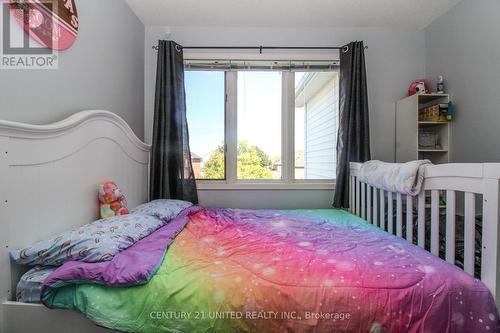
333,41,371,209
150,40,198,204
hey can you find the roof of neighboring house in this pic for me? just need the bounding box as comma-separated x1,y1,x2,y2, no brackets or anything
271,151,304,169
191,152,202,160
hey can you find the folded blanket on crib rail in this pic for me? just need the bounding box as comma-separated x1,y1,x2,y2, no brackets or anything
358,160,432,196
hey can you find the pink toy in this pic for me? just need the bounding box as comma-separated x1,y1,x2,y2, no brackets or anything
98,181,129,219
408,80,429,96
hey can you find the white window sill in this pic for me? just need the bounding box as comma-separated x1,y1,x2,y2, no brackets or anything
196,181,336,190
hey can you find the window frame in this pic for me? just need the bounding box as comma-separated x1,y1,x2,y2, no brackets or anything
186,64,338,190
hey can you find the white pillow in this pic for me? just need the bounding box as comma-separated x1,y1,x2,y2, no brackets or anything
131,199,193,221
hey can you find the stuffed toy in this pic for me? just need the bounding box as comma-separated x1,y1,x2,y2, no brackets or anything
98,181,129,219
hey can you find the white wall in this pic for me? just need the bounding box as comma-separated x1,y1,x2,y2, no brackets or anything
144,25,426,208
425,0,500,163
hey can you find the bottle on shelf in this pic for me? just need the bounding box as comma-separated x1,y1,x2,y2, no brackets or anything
437,75,445,94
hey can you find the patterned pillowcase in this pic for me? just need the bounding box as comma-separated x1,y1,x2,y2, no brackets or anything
16,265,56,303
131,199,193,221
10,214,165,267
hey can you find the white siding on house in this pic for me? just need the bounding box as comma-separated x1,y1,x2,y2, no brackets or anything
303,74,339,179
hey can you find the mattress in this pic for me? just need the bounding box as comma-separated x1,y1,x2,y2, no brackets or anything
39,207,499,333
16,265,56,303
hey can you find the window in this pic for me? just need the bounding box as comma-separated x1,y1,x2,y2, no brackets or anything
184,60,339,189
185,71,225,180
237,72,282,180
295,72,339,180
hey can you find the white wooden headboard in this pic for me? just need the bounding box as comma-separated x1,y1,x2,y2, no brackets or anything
0,111,150,310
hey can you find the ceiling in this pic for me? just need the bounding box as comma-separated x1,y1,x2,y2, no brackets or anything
125,0,462,29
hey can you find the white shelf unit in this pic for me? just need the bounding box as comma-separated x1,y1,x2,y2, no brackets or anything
396,94,451,164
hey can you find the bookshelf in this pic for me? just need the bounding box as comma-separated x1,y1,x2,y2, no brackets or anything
395,94,451,164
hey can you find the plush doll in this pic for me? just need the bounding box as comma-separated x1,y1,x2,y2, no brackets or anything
98,181,129,219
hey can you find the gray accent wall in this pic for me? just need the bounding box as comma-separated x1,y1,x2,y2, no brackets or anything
0,0,145,139
199,189,334,209
425,0,500,162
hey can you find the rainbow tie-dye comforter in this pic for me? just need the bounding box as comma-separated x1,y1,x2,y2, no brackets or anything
41,207,499,332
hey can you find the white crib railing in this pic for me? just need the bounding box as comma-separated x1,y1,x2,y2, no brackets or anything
349,162,500,305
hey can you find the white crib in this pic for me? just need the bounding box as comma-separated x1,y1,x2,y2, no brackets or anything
349,162,500,305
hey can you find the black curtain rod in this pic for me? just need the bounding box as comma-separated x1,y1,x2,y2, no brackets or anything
151,45,368,53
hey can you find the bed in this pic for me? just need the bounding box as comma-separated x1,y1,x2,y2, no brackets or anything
1,111,499,333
